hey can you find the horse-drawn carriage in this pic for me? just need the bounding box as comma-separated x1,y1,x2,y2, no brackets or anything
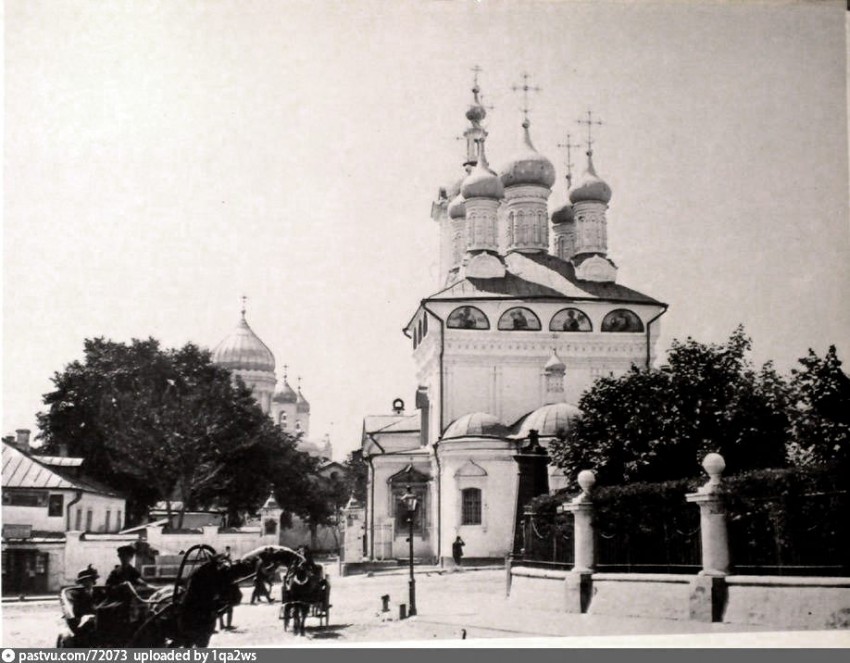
279,563,331,636
57,544,310,648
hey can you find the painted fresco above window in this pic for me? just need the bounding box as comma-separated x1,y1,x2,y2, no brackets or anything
601,309,644,332
498,307,541,331
550,308,592,332
447,306,490,330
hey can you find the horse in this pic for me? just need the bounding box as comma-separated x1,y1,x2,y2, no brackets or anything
282,563,326,636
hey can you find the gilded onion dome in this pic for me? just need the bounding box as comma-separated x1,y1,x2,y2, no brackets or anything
448,193,466,219
570,151,612,204
212,314,275,373
499,120,556,189
461,141,504,200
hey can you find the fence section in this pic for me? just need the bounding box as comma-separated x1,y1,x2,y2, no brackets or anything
515,507,574,569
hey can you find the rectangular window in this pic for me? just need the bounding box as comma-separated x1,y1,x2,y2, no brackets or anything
116,511,123,531
2,490,48,507
75,508,82,531
105,510,111,532
47,494,64,518
461,488,482,526
85,509,93,532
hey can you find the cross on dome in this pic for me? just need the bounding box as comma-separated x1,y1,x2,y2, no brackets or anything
557,133,578,189
511,72,542,126
577,110,604,154
240,294,248,319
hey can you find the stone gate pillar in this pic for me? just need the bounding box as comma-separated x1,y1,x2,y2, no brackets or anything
563,470,596,613
686,452,730,621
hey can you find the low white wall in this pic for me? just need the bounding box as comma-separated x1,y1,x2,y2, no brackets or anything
145,526,270,559
508,567,569,611
588,573,693,621
723,576,850,629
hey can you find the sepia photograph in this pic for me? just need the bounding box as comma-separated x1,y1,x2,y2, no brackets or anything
3,0,849,649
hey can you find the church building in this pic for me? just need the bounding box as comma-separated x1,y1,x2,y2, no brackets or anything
361,74,667,566
211,303,333,460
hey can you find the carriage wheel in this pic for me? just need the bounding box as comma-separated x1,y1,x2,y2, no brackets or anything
172,544,218,602
128,603,175,647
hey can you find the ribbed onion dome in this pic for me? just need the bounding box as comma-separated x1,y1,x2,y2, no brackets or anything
212,315,275,373
296,389,310,413
569,151,612,204
443,412,508,439
551,202,574,225
461,142,504,200
514,402,582,439
448,193,466,219
499,120,556,189
272,379,297,404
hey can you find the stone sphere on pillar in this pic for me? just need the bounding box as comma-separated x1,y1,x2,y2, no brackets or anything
577,470,596,494
702,453,726,480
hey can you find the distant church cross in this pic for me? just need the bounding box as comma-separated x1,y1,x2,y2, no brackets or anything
577,110,603,152
241,294,248,319
471,64,483,89
557,133,577,189
283,364,288,380
511,72,541,122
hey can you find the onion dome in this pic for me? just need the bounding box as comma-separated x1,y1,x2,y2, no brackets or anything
466,100,486,125
212,314,275,373
448,193,466,219
461,141,504,200
273,379,297,404
443,412,508,439
446,176,464,201
551,202,574,225
499,120,556,189
296,388,310,413
570,151,612,204
514,402,582,439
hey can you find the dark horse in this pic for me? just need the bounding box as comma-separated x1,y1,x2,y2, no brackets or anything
282,564,328,636
59,545,304,648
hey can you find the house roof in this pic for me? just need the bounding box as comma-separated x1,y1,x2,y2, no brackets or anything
31,455,84,468
363,414,421,436
427,252,663,305
2,441,121,497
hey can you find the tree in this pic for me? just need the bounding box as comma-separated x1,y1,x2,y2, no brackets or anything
786,345,850,470
342,448,368,504
549,327,790,488
36,337,315,526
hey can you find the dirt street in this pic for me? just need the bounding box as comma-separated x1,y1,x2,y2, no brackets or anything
2,569,789,647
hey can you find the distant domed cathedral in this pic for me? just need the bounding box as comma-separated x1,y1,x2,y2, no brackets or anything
361,74,667,565
212,304,332,460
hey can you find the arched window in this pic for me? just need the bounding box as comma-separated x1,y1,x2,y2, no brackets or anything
295,420,302,432
497,307,541,331
461,488,482,525
601,309,644,333
264,518,277,536
447,306,490,330
550,308,592,332
279,412,287,429
423,314,428,335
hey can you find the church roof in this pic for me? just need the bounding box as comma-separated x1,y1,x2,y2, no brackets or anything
427,252,662,305
273,380,298,404
511,402,582,439
363,414,421,436
443,412,508,439
212,315,275,374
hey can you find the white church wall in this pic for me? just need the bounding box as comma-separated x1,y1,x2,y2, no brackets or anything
438,443,518,562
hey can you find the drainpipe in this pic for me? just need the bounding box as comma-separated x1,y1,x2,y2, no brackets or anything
645,305,668,369
422,303,446,565
433,439,442,566
66,490,83,531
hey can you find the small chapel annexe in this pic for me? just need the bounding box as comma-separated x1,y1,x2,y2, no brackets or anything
361,74,666,567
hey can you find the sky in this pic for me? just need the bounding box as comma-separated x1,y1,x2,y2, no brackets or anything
4,0,849,461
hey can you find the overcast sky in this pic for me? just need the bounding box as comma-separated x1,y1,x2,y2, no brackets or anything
4,0,849,460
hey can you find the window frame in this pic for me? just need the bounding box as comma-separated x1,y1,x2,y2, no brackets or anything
460,487,482,526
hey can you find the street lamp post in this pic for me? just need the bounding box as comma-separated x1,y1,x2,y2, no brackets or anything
401,485,418,616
